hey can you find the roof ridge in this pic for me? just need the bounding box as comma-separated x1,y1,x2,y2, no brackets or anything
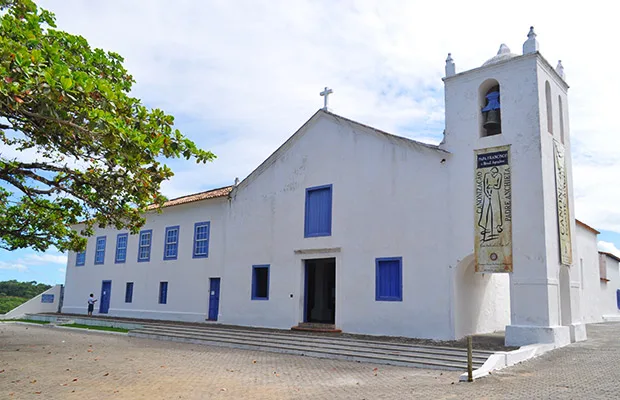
164,185,233,203
147,185,233,210
322,110,447,153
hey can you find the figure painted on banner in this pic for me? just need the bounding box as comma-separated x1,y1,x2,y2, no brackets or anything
87,293,97,316
478,167,503,241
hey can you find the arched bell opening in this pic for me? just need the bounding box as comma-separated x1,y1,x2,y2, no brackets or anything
479,79,502,137
545,81,553,135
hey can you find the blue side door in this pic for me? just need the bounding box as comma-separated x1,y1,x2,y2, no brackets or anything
100,280,111,314
208,278,220,321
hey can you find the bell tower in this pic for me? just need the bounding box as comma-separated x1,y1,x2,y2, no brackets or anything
442,28,585,346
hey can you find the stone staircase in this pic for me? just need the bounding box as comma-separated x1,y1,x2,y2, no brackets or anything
129,324,492,370
291,322,342,333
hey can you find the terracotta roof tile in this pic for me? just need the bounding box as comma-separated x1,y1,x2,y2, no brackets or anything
148,186,232,210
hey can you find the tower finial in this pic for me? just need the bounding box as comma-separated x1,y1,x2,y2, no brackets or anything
523,26,539,55
556,60,566,80
445,53,455,77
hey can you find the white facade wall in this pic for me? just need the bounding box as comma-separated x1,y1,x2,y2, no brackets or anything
63,199,228,322
577,224,601,323
599,257,620,319
220,114,453,339
577,223,620,322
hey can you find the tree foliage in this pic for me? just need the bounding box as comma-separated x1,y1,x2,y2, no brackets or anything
0,0,215,252
0,279,50,297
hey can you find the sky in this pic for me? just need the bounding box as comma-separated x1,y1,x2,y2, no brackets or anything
1,0,619,285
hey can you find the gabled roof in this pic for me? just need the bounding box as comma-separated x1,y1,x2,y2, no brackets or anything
599,251,620,263
323,110,447,153
576,219,600,235
232,109,448,194
147,186,232,210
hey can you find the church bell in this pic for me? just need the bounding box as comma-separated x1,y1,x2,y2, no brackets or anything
483,109,501,131
482,90,501,134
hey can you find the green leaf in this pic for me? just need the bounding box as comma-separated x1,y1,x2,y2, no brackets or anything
60,76,73,90
0,0,216,253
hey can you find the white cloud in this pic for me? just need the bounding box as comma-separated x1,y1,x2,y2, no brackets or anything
27,0,620,239
598,241,620,258
22,253,68,266
58,268,66,274
0,253,67,273
0,261,27,272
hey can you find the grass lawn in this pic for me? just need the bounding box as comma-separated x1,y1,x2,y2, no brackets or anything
62,323,129,333
0,319,50,324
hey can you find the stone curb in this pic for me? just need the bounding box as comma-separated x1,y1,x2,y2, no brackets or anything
52,325,128,336
459,342,558,382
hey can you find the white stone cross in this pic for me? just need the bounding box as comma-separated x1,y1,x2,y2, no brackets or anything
320,87,333,111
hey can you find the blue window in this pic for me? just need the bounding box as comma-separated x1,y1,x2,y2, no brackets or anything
164,226,180,260
251,265,270,300
115,233,128,263
137,229,152,262
125,282,134,303
193,222,210,258
75,251,86,266
617,289,620,310
304,184,333,238
94,236,106,265
159,281,168,304
375,257,403,301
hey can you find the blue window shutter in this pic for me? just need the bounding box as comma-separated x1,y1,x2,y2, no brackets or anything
304,185,333,237
375,257,403,301
94,236,106,265
115,233,128,263
617,289,620,310
193,222,210,258
138,230,152,262
76,251,86,266
164,226,179,260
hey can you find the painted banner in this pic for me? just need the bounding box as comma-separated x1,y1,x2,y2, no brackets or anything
474,145,513,273
554,140,572,265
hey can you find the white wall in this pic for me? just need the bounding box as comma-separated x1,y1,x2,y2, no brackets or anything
219,113,454,339
453,255,511,339
63,198,228,322
577,223,620,322
600,256,620,319
3,285,63,319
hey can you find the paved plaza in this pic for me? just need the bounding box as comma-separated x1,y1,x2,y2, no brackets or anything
1,322,619,399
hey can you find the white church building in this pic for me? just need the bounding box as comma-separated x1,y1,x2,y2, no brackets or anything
62,28,620,347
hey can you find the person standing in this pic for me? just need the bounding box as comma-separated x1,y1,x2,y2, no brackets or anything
87,293,97,316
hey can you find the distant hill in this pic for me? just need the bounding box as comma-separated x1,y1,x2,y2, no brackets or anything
0,280,52,314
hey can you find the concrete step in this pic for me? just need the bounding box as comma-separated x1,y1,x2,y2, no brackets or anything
129,325,488,370
143,323,494,356
133,326,487,367
139,324,490,362
291,322,342,333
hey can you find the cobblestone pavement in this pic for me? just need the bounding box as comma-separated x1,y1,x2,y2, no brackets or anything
1,322,619,399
